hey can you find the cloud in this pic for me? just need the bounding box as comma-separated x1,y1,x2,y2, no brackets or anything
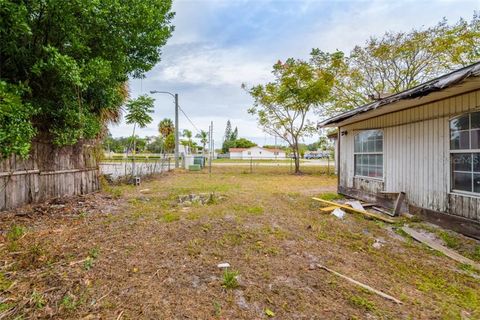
110,0,479,147
153,43,273,87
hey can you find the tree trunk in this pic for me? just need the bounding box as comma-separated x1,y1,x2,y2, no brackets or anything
292,139,301,174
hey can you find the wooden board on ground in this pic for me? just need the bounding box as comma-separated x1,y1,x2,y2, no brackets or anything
317,264,403,304
402,226,480,271
312,197,396,224
320,206,339,213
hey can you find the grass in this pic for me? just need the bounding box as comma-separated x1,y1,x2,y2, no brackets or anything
316,192,344,201
1,166,479,319
221,269,239,289
349,295,377,312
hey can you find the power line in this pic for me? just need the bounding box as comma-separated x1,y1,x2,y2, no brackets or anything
178,104,201,134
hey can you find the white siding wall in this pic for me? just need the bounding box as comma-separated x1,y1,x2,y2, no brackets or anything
339,89,480,220
241,147,285,159
229,152,243,159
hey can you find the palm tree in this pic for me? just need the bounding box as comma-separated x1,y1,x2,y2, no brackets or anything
158,118,174,138
182,129,193,154
196,130,208,155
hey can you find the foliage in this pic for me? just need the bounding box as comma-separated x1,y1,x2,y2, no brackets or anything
312,13,480,117
164,133,175,153
221,120,256,153
221,269,239,289
0,0,174,157
0,81,37,158
158,118,174,138
245,57,334,173
125,95,155,129
196,130,209,154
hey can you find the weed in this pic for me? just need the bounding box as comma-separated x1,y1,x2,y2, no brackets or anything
221,269,239,289
316,192,344,201
439,231,460,249
349,295,376,312
162,212,180,223
0,302,13,312
213,301,222,316
31,290,45,309
187,239,204,256
458,263,476,273
265,308,275,317
89,247,100,259
246,205,264,215
0,272,12,291
83,257,94,270
7,225,25,242
60,294,77,311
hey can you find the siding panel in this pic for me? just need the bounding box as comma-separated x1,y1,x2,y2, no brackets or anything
339,90,480,221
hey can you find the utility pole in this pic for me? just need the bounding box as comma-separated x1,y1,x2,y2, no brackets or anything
150,90,180,169
209,121,213,175
175,93,179,168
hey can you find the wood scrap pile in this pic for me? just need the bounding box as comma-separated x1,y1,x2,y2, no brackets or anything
312,197,397,224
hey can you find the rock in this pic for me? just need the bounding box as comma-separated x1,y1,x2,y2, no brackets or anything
235,290,249,310
217,262,231,269
372,238,386,249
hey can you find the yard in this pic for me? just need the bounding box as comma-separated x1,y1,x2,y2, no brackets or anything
1,166,480,319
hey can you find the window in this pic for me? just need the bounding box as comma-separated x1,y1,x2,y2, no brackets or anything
450,112,480,194
354,130,383,179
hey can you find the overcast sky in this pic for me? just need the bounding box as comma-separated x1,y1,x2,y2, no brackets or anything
108,0,478,147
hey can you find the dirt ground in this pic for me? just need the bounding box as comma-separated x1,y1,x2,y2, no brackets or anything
1,166,480,319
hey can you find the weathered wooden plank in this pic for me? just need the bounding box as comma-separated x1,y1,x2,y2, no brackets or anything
403,226,480,270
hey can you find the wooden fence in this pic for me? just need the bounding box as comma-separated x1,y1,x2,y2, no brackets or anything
0,140,99,211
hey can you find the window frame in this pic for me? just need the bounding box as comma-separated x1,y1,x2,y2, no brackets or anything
449,112,480,196
353,129,384,181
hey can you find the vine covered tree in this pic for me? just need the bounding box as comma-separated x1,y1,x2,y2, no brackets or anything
0,0,174,158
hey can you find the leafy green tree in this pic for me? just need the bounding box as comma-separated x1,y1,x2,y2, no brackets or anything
222,120,232,153
312,13,480,117
0,81,37,158
0,0,174,158
245,57,334,173
125,95,154,176
233,138,256,148
164,133,175,154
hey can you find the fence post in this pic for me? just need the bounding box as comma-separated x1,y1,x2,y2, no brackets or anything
327,157,330,175
250,157,253,173
168,157,171,171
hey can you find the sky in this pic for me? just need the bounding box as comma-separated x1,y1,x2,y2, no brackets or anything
108,0,479,148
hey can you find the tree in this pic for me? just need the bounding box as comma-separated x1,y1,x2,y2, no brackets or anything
0,0,174,158
125,95,154,176
312,13,480,117
164,133,175,153
158,118,174,138
233,138,256,148
231,127,238,140
182,129,193,154
222,120,233,153
196,130,209,155
245,57,334,173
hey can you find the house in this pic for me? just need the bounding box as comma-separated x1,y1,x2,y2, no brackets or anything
319,62,480,239
229,146,286,159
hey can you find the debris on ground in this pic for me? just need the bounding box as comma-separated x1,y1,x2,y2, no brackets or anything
345,200,365,212
331,208,346,219
312,197,396,223
178,193,225,206
316,264,403,304
402,226,480,271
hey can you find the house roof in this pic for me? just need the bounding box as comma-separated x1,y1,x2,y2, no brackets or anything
228,147,285,153
318,61,480,128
